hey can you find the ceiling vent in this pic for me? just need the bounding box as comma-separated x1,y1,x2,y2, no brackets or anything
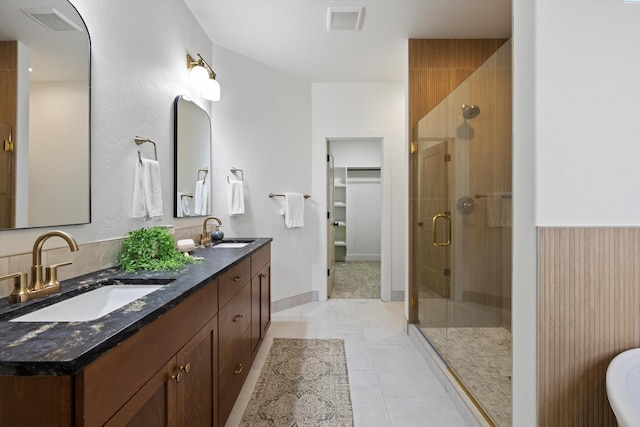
21,8,83,32
326,6,364,32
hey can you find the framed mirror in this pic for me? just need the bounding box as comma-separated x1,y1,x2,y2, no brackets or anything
173,95,211,217
0,0,90,230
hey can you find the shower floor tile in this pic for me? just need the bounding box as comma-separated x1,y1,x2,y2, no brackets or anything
422,326,512,427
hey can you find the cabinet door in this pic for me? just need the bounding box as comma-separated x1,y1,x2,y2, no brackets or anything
251,274,261,356
176,319,216,427
105,319,217,427
104,360,176,427
260,263,271,338
251,263,271,359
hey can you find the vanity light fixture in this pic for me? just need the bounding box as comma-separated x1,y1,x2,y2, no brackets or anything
187,53,220,101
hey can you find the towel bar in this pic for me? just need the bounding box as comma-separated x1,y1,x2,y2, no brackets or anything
474,193,512,199
269,193,311,199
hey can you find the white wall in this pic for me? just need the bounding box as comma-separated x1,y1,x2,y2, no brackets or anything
29,82,89,227
15,42,30,228
331,139,382,168
512,0,537,425
346,177,381,261
207,44,312,303
0,0,314,317
0,0,211,255
535,0,640,226
513,0,640,425
311,83,406,301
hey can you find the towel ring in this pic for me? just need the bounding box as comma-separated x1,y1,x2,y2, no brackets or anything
228,167,244,183
197,168,208,181
134,136,158,163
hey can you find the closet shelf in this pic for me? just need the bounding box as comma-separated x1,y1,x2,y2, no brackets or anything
334,202,346,207
334,241,346,247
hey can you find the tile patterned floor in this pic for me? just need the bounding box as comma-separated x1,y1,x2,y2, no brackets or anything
225,300,470,427
332,261,381,299
422,327,512,427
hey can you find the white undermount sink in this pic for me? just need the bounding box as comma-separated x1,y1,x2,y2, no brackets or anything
607,348,640,426
10,285,163,323
213,239,254,249
214,242,249,248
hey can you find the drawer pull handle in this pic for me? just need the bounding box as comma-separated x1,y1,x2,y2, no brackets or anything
234,364,244,375
233,274,244,282
233,314,244,323
180,363,191,373
171,371,183,383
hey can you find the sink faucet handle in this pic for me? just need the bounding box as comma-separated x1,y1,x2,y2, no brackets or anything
45,261,73,288
0,272,29,303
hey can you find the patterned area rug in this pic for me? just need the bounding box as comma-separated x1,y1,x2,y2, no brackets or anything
240,338,354,427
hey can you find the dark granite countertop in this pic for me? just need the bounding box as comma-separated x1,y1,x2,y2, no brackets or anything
0,238,271,376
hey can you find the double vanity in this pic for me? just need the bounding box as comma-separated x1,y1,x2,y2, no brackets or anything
0,238,271,426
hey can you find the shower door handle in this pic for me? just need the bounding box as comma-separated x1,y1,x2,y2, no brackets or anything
432,213,451,247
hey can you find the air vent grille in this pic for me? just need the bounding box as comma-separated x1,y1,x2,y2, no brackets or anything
326,6,363,32
21,8,83,32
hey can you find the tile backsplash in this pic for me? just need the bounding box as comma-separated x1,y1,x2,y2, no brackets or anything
0,225,203,298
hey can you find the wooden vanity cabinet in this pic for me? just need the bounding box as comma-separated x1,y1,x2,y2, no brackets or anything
77,278,219,427
251,243,271,359
0,242,272,427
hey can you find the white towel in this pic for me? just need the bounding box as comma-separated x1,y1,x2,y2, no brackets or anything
177,192,190,217
486,192,512,228
227,179,245,216
280,192,305,228
132,158,163,219
194,180,208,216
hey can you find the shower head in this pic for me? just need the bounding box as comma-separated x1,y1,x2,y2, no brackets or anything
462,104,480,120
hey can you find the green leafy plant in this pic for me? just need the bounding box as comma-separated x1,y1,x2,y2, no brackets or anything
118,226,199,271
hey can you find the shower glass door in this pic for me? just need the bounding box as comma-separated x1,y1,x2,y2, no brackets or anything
411,40,512,426
416,139,451,358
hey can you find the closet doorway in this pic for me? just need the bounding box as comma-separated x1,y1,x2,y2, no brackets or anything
327,138,382,299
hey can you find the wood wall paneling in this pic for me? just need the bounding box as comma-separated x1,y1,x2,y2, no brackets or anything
0,41,17,228
538,227,640,426
408,39,508,131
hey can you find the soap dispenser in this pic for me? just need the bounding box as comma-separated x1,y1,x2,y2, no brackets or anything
211,224,224,241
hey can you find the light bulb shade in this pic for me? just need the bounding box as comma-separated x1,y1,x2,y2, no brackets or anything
189,65,209,88
202,78,221,101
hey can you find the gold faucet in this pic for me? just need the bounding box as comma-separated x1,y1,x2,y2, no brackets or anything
0,230,79,303
200,216,222,246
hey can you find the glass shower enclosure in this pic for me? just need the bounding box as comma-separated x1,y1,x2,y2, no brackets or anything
410,41,512,426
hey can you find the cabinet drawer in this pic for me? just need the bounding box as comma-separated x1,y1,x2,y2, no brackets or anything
218,327,252,425
219,258,251,308
219,282,251,369
251,243,270,276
